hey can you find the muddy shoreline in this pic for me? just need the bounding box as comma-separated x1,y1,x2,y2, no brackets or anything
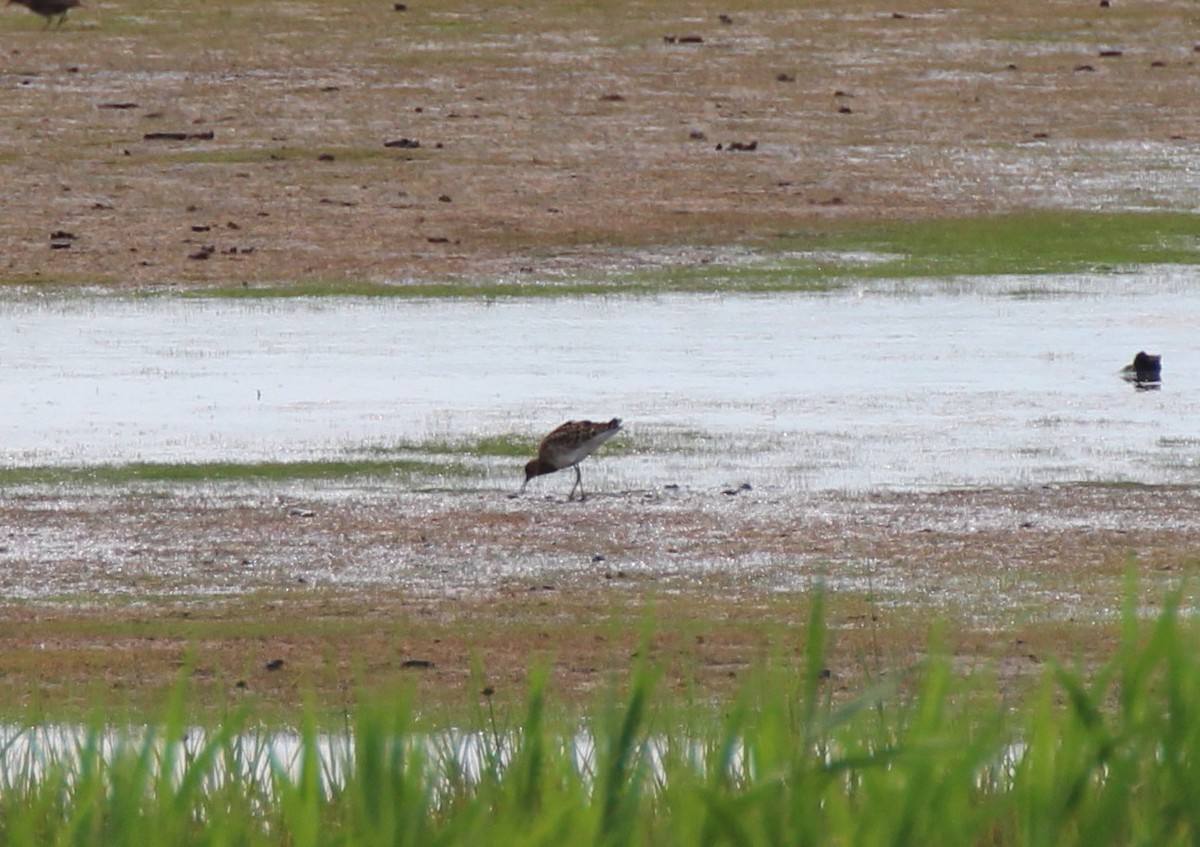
1,481,1194,712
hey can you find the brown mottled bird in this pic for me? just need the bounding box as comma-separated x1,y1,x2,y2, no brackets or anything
520,418,623,501
8,0,80,27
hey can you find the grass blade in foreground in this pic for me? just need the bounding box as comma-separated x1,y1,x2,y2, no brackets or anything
3,590,1200,844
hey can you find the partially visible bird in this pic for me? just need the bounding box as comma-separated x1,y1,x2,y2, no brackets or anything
8,0,80,27
520,418,623,501
1120,351,1162,383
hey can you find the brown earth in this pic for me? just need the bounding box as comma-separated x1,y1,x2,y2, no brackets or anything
1,482,1197,717
2,0,1200,716
1,0,1198,289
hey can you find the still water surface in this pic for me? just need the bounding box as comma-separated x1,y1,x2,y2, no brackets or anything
1,272,1196,491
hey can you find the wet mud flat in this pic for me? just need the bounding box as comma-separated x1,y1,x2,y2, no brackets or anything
3,0,1200,717
1,481,1196,713
2,0,1200,289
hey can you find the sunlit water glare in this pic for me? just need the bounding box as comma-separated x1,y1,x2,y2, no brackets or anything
2,271,1197,491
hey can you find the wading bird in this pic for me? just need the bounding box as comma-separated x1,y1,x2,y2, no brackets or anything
520,418,623,501
1121,351,1162,384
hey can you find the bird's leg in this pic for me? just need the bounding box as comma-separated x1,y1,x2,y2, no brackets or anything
568,465,584,501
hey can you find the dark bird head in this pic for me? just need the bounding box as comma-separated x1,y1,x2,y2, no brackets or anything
520,458,549,492
1132,351,1161,375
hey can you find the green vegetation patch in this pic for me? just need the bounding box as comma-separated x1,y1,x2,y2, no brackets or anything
182,210,1200,300
381,430,646,460
188,275,821,300
380,432,539,458
0,457,472,487
800,209,1200,279
0,429,657,489
5,588,1200,845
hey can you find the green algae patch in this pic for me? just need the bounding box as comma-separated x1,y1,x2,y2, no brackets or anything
175,211,1200,301
800,210,1200,280
0,458,473,487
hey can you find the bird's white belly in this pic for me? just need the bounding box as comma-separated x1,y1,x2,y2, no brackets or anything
557,429,617,467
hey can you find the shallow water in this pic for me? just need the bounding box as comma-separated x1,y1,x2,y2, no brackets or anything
1,271,1197,491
